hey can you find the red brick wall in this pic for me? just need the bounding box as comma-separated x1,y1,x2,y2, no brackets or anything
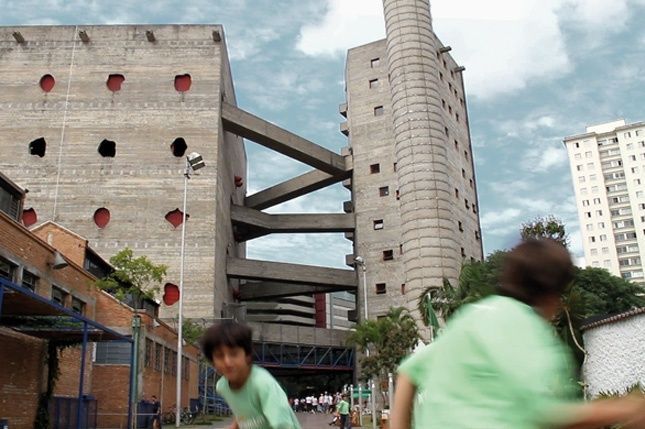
54,346,93,397
92,365,131,429
31,223,87,268
0,329,45,429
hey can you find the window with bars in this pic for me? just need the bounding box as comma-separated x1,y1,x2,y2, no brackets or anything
22,270,37,291
154,343,163,372
145,338,153,368
164,347,172,374
0,257,16,281
71,297,85,315
51,286,68,306
375,283,386,295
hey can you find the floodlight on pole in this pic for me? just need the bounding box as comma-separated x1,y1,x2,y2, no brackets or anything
176,152,204,427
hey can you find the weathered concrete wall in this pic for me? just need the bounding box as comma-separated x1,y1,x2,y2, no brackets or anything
582,313,645,397
0,25,245,320
248,321,349,347
344,0,482,325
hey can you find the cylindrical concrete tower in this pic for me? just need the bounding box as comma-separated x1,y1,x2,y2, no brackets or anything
382,0,461,317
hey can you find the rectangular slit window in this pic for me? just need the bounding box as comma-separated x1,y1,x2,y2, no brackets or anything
374,106,384,116
373,219,384,230
51,286,68,306
370,163,380,174
0,257,16,281
383,250,394,261
22,271,37,291
375,283,386,295
379,186,389,197
371,58,380,68
71,297,85,315
369,79,379,89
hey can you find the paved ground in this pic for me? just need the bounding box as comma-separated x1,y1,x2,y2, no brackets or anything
192,412,360,429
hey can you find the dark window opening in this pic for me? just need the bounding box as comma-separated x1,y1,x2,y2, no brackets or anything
399,244,403,254
174,74,192,92
461,247,466,258
469,179,474,189
106,74,125,92
465,199,470,209
171,138,187,157
462,168,466,178
0,257,16,281
93,207,111,228
464,150,469,160
383,250,394,261
393,162,397,172
401,283,406,295
370,163,380,174
396,189,400,200
454,140,459,150
379,186,389,197
165,208,189,228
373,219,384,230
22,208,38,227
456,113,460,122
442,99,446,109
71,297,85,314
51,286,67,306
29,137,46,157
98,139,116,157
22,271,37,291
96,341,132,365
444,126,449,136
145,339,153,368
40,74,55,92
475,231,480,241
455,188,459,198
154,343,163,372
375,283,386,295
374,106,384,116
458,221,463,232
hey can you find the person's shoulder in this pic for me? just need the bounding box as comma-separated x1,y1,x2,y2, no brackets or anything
250,365,282,387
215,375,229,394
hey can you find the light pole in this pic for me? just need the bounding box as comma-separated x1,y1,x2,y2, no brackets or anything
176,152,205,427
353,256,376,429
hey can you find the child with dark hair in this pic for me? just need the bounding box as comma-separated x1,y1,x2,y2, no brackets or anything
201,322,301,429
391,239,645,429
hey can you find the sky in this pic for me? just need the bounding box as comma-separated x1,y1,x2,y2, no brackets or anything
3,0,645,269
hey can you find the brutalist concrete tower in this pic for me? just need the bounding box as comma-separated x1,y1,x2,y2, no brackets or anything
384,0,458,309
341,0,482,327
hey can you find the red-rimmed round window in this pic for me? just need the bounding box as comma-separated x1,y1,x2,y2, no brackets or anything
106,74,125,92
94,208,111,228
174,74,192,92
22,208,38,227
163,283,180,306
40,74,55,92
165,209,188,228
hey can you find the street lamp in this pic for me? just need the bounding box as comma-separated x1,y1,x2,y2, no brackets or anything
176,152,205,427
353,256,376,429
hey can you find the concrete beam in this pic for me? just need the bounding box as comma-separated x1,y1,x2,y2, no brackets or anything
227,257,357,289
221,102,347,175
239,281,353,300
245,168,351,210
232,205,354,241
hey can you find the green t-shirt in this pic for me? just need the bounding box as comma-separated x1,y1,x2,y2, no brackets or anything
399,295,576,429
216,365,301,429
337,400,350,415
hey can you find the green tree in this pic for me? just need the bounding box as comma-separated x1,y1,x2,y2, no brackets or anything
520,215,569,248
182,319,205,345
96,247,167,308
347,307,419,382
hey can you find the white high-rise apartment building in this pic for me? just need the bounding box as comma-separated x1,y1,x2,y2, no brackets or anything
564,120,645,285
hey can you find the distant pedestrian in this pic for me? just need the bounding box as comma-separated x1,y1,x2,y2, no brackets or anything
336,394,350,429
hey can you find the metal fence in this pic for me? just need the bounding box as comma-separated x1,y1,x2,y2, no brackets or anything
49,396,97,429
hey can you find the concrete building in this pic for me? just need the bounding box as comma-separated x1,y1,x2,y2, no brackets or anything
564,120,645,284
341,0,483,323
0,25,357,330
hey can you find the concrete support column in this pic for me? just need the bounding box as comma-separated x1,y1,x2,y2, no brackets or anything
382,0,460,320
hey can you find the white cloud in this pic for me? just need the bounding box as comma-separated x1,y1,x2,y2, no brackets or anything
296,0,645,98
480,207,522,228
522,145,568,172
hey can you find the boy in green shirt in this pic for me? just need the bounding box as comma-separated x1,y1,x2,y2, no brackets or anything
391,239,645,429
201,322,301,429
335,394,350,429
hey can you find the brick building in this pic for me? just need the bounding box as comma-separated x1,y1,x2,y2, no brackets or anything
0,173,199,429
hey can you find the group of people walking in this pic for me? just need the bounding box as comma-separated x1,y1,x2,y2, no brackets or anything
290,392,341,414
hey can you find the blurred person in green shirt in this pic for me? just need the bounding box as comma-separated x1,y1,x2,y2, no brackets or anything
336,394,350,429
391,239,645,429
201,322,301,429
